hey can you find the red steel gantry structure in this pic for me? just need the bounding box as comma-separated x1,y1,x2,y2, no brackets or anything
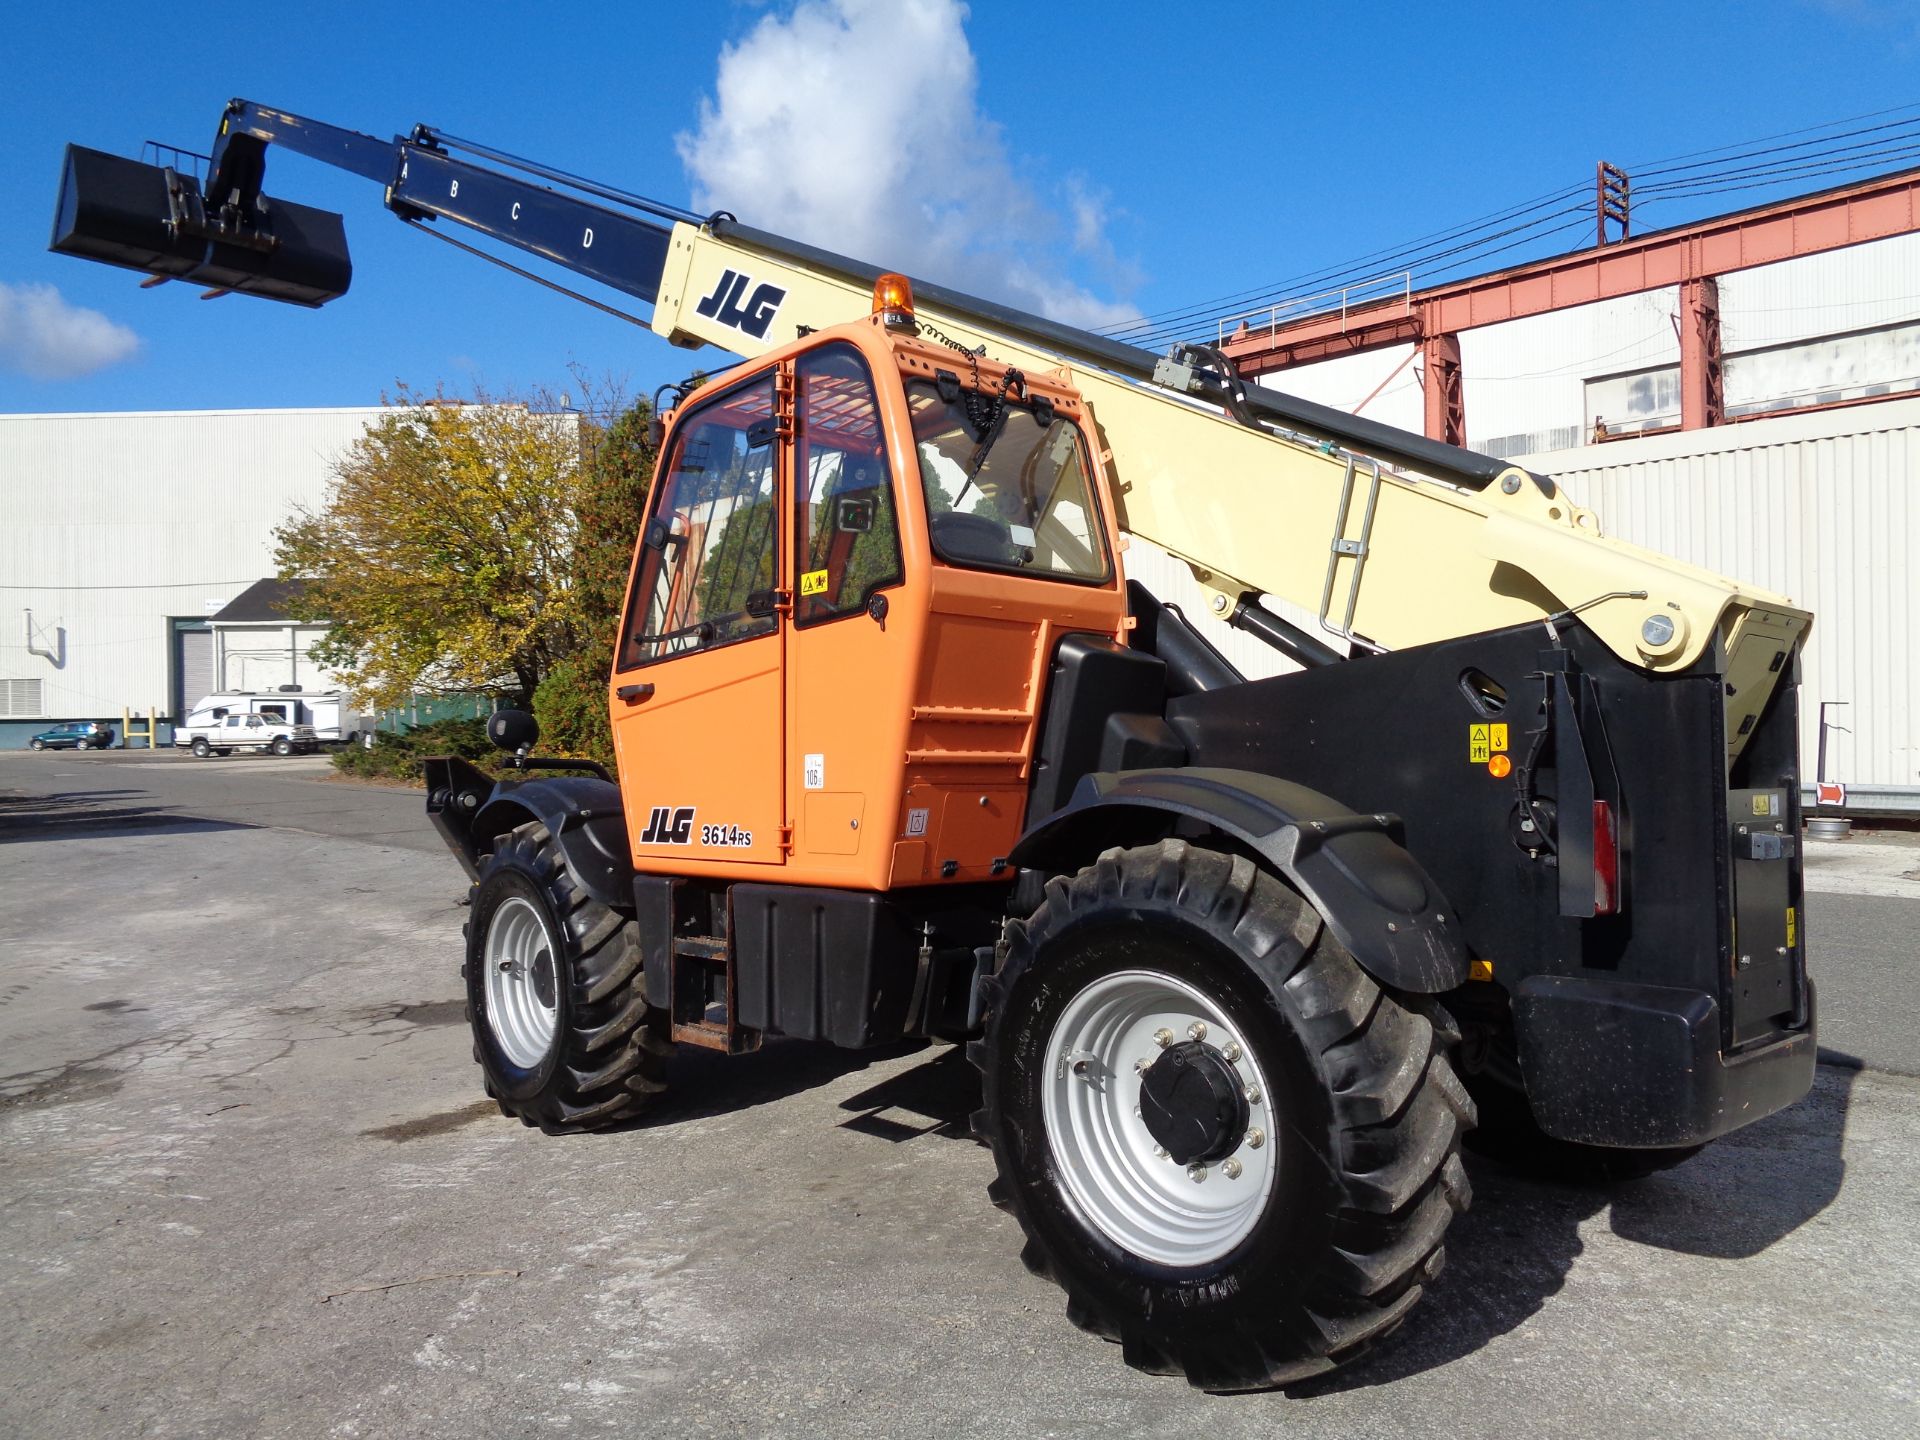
1220,165,1920,446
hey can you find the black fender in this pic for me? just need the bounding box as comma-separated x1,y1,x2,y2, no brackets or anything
1007,767,1467,993
425,755,634,911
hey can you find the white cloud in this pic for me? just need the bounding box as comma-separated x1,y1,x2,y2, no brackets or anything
677,0,1136,330
0,282,141,380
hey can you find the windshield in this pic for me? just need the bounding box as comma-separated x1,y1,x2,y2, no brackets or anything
907,380,1110,583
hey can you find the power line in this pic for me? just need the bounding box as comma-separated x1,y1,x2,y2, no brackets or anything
1119,99,1920,354
1104,182,1587,343
1625,100,1920,173
1635,134,1920,194
1119,204,1588,347
1632,112,1920,180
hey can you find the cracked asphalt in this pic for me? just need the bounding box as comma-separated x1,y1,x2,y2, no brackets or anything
1,751,1917,1437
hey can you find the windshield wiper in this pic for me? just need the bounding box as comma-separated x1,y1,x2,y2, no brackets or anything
952,406,1010,512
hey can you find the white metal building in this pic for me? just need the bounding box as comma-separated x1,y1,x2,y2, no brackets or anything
1516,397,1920,810
0,406,387,744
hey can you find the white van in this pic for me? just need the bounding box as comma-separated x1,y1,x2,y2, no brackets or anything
173,689,362,755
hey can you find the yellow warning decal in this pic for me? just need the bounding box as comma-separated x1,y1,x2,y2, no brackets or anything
799,568,831,597
1469,724,1490,763
1786,907,1797,948
1490,722,1508,753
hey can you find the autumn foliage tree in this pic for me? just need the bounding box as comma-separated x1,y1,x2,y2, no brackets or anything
275,382,655,762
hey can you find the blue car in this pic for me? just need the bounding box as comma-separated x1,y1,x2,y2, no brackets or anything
27,721,115,751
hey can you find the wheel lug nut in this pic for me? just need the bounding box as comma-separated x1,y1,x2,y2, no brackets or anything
1244,1085,1262,1106
1222,1158,1243,1180
1153,1028,1174,1049
1187,1163,1208,1183
1187,1021,1208,1042
1246,1127,1265,1150
1154,1145,1169,1159
1220,1040,1241,1063
1134,1057,1151,1075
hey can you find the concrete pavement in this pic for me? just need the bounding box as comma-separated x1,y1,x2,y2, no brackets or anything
1,753,1916,1436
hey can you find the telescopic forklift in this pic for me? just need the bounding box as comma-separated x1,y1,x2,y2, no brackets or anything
50,101,1817,1389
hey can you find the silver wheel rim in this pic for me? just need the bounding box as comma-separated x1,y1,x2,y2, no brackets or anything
483,895,561,1068
1041,968,1276,1267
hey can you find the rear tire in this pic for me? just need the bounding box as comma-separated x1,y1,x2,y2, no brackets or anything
464,821,669,1134
191,738,211,757
973,839,1473,1390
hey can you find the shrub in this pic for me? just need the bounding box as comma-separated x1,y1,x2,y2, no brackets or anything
531,653,615,769
330,716,493,784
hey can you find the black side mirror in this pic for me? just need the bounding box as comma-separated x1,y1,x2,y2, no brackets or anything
488,709,539,754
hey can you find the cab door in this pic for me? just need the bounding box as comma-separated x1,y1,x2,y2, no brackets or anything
610,371,789,868
783,343,916,888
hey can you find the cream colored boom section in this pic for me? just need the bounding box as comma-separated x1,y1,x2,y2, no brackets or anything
651,223,1808,741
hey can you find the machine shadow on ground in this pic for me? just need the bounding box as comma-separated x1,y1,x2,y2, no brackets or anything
611,1036,947,1131
599,1028,1857,1392
0,788,256,843
1293,1060,1857,1394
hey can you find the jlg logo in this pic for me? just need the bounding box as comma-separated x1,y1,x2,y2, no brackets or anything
693,268,787,340
638,806,696,846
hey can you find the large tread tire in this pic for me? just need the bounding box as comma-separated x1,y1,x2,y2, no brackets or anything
971,839,1473,1391
464,821,670,1134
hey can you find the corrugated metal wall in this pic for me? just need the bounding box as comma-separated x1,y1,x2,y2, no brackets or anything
1517,396,1920,799
0,408,389,724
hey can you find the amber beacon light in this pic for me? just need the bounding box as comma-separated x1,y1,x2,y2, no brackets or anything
872,272,916,328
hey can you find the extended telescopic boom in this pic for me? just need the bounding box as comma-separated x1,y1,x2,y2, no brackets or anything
51,98,1809,739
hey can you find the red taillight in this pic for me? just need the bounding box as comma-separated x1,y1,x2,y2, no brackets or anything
1592,800,1620,915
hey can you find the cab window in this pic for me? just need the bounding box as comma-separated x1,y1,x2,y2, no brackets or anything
909,380,1110,583
620,375,781,669
795,346,903,626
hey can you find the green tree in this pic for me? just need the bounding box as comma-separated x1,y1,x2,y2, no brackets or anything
277,383,657,771
533,392,658,761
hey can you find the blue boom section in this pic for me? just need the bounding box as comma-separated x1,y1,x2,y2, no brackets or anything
50,98,688,310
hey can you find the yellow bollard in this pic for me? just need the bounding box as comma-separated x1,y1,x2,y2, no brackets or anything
120,705,163,750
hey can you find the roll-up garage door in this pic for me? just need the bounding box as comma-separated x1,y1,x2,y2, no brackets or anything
172,622,213,719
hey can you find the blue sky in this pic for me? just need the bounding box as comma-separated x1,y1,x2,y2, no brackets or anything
2,0,1915,415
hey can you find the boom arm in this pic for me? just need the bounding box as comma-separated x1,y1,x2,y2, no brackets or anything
51,99,1809,731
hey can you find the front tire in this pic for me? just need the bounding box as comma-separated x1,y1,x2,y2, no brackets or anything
464,821,669,1133
271,736,294,756
29,738,45,751
973,840,1473,1390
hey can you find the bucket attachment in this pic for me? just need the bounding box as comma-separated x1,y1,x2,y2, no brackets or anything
50,144,351,307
